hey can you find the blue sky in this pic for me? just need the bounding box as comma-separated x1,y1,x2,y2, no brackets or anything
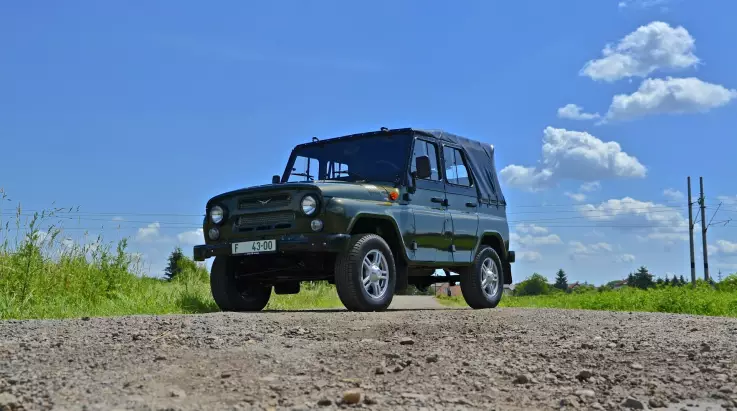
2,0,736,285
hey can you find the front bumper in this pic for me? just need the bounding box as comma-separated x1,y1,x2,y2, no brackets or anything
193,233,352,261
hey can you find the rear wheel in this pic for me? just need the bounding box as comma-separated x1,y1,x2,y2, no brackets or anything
334,234,396,312
459,246,504,309
210,256,272,312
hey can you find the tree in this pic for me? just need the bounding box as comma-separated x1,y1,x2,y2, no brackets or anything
664,275,671,286
627,273,635,287
631,266,654,290
553,269,568,291
515,273,550,296
164,247,185,281
656,277,664,286
679,275,687,286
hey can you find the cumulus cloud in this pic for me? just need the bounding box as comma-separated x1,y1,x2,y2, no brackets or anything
500,127,646,191
580,181,601,192
715,240,737,255
663,188,684,201
570,241,613,254
178,228,204,245
517,251,543,262
576,197,688,242
136,222,161,242
580,21,699,82
604,77,737,122
557,104,601,120
565,192,587,202
716,195,737,206
515,224,549,235
510,232,562,247
615,253,636,263
569,241,614,260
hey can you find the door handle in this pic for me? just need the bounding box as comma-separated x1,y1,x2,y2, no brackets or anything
431,197,449,206
465,202,477,208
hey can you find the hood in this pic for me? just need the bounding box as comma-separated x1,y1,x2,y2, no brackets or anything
207,180,394,205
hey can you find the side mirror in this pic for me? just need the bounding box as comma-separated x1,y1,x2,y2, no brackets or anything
415,156,432,180
272,175,281,184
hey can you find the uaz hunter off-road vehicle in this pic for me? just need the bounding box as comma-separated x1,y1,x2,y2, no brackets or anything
193,127,515,312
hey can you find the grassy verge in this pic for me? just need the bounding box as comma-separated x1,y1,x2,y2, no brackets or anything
0,202,342,320
435,286,737,318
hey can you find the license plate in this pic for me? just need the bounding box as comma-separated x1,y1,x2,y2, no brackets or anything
232,239,276,255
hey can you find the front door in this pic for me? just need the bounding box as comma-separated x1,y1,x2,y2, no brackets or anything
407,137,453,263
441,144,479,264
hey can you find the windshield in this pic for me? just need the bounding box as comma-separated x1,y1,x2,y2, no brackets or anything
284,133,413,184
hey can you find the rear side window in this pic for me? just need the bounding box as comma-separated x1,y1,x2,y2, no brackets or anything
443,146,472,186
410,139,441,181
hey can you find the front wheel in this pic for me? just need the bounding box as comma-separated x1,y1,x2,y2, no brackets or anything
459,246,504,309
210,256,272,312
334,234,396,312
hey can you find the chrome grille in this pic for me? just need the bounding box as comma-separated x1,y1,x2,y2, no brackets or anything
238,193,291,209
236,212,295,231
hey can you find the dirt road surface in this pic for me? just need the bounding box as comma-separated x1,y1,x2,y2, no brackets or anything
2,302,737,411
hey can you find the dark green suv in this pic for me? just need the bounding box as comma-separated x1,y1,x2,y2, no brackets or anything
193,127,515,312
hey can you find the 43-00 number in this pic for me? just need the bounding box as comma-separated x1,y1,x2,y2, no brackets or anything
232,239,276,255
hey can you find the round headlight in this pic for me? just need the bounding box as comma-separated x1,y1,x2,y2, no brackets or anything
208,227,220,240
301,195,318,216
210,205,224,224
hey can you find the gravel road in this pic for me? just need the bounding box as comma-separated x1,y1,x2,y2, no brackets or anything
2,301,737,411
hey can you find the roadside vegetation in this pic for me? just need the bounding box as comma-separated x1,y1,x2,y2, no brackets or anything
437,268,737,318
3,195,736,319
0,198,342,320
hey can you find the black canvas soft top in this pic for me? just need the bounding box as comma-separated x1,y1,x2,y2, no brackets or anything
415,129,505,205
298,127,506,205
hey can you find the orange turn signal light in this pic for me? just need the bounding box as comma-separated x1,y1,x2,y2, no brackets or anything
389,191,399,201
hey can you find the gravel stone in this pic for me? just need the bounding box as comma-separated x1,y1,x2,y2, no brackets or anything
0,307,735,410
342,389,362,404
622,397,645,409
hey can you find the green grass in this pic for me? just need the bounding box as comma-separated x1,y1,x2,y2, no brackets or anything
435,285,737,318
0,200,342,320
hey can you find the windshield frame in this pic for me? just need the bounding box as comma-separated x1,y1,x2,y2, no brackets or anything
280,132,414,186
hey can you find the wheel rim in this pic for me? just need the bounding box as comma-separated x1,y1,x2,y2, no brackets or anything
361,249,390,299
480,257,500,298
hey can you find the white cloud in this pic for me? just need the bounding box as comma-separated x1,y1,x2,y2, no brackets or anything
112,216,124,222
517,251,543,262
577,197,688,242
565,192,587,202
580,21,698,82
557,104,601,120
615,253,636,263
570,241,613,254
604,77,737,122
500,127,646,191
717,195,737,206
716,240,737,255
178,228,204,245
515,223,549,235
136,222,161,242
510,232,562,247
618,0,671,9
663,188,684,201
580,181,601,192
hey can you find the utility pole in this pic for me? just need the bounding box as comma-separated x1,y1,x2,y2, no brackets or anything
687,177,696,285
699,177,709,281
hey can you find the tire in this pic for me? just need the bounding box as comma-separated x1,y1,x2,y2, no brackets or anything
459,246,505,309
210,256,272,312
334,234,396,312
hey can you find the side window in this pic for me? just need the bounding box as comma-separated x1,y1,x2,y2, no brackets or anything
443,146,472,186
326,161,349,180
410,139,441,181
288,156,319,182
